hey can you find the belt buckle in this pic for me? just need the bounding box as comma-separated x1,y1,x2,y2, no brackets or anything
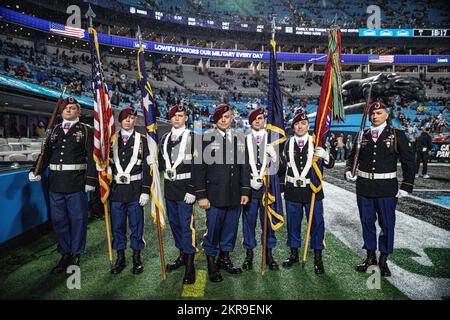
296,178,306,187
58,164,63,171
370,172,375,180
117,173,130,184
166,169,176,181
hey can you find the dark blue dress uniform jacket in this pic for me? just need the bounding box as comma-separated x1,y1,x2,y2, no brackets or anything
346,126,415,197
31,122,97,193
158,131,195,201
193,128,251,207
108,131,151,203
279,136,335,203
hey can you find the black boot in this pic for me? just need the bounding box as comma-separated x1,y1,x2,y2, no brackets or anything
166,249,186,272
242,249,253,271
282,248,299,268
71,254,80,267
206,255,223,283
314,250,325,274
51,253,72,274
217,251,242,274
183,253,196,284
266,248,279,271
355,250,377,272
379,253,391,277
132,250,144,274
110,250,126,274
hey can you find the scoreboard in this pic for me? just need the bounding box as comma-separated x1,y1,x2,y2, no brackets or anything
414,29,450,37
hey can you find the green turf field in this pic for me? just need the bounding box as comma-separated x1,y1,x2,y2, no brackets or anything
0,203,408,300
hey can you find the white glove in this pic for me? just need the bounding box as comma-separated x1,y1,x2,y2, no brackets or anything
96,164,105,172
314,147,330,163
250,178,263,190
345,171,357,182
184,193,196,204
396,189,408,198
139,193,150,206
146,155,156,166
85,185,95,193
265,144,277,162
28,172,41,182
281,192,285,199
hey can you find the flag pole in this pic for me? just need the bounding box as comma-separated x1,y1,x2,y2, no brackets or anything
154,177,167,280
137,26,167,280
261,15,277,276
261,171,270,275
86,5,113,267
301,25,341,268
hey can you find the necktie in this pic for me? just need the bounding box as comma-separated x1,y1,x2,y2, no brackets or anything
171,134,177,143
123,135,129,144
255,135,262,145
297,139,304,149
63,123,71,133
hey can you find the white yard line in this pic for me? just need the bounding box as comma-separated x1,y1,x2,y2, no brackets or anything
323,181,450,300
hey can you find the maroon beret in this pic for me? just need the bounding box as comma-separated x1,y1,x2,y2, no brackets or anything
248,108,266,125
168,104,187,119
368,101,387,116
213,103,231,124
119,107,138,122
60,96,80,112
292,111,308,126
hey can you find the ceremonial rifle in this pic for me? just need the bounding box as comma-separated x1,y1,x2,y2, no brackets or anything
33,87,66,176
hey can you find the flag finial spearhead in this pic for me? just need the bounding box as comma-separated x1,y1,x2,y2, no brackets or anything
85,4,96,27
136,25,142,42
271,15,276,41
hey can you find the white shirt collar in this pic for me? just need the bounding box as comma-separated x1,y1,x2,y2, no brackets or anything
171,125,186,136
252,128,266,138
62,118,79,127
217,128,231,138
294,133,309,143
121,128,134,137
370,121,387,132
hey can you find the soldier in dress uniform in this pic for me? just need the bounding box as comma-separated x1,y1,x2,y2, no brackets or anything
193,103,251,282
159,104,197,285
280,111,334,274
108,106,150,275
28,96,96,273
345,101,415,277
241,108,279,271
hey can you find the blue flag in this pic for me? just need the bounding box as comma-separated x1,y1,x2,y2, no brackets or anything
137,46,166,228
264,39,286,231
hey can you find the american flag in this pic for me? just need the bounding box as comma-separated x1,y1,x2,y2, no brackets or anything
50,22,85,39
89,27,116,203
137,45,166,228
368,55,395,64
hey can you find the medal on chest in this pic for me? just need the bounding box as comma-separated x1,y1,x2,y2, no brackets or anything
73,131,83,143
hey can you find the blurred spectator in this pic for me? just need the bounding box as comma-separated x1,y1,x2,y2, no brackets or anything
415,128,433,179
